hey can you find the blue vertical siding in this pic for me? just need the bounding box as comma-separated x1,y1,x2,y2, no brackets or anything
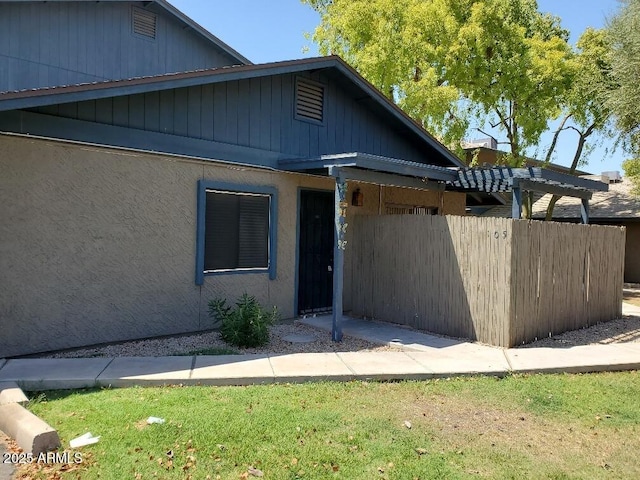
0,1,243,93
24,69,439,166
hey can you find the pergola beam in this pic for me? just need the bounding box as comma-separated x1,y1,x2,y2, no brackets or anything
328,166,445,191
513,178,593,201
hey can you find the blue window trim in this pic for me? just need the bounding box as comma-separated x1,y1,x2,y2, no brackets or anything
195,180,278,285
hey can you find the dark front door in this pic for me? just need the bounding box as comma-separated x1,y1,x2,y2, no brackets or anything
298,190,334,314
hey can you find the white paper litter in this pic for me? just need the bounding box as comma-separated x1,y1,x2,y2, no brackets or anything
146,416,166,424
70,432,100,448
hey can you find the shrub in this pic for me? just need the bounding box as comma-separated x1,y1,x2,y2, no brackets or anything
208,293,279,348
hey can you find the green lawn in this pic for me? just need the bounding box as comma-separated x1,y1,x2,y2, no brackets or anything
22,372,640,479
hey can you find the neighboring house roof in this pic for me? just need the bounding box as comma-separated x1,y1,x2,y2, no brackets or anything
0,55,466,170
531,178,640,221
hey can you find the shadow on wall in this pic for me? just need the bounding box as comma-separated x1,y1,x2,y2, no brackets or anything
348,215,485,345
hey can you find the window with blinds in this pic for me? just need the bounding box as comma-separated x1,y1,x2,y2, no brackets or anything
204,190,270,272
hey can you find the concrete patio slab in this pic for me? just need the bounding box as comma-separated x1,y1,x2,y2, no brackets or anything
505,345,640,374
299,315,463,350
336,352,433,380
191,355,274,386
97,357,192,387
269,353,354,383
618,343,640,354
0,358,111,390
622,302,640,317
406,346,510,376
283,333,316,343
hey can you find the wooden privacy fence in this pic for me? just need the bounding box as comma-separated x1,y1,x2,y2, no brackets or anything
349,215,625,347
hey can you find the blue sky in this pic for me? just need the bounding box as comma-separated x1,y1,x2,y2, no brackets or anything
170,0,626,174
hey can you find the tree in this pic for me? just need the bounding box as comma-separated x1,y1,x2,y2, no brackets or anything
544,28,616,219
607,0,640,151
623,158,640,196
607,0,640,195
303,0,615,218
303,0,573,166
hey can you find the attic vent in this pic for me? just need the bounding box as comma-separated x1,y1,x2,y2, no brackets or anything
296,78,325,123
132,7,157,39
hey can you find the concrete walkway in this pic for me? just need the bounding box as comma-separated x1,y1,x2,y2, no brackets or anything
1,307,639,390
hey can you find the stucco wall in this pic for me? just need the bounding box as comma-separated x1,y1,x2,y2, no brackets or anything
0,135,465,356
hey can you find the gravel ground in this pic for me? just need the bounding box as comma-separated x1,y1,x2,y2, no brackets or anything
38,321,402,358
519,313,640,348
35,313,640,358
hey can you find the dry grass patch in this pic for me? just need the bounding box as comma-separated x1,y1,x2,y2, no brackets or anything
401,391,639,478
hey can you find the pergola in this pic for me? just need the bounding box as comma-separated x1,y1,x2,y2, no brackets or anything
452,167,609,223
280,154,610,342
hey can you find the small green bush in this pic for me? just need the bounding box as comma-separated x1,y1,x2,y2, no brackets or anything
208,293,279,348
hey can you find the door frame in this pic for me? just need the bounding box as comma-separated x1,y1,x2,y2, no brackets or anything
293,187,335,316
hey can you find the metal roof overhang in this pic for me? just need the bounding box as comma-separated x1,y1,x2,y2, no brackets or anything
279,152,457,191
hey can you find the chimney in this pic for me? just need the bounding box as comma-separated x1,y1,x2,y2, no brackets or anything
602,171,622,183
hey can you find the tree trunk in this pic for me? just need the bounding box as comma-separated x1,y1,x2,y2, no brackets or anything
545,123,594,220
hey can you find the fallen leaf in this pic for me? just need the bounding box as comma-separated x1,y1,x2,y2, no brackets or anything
404,421,412,429
378,466,385,473
332,463,339,472
291,458,298,465
415,448,428,455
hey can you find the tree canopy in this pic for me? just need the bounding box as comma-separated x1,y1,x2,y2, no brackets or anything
304,0,623,217
607,0,640,194
303,0,575,166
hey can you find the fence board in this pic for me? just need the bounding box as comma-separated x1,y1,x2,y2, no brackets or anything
350,215,625,347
